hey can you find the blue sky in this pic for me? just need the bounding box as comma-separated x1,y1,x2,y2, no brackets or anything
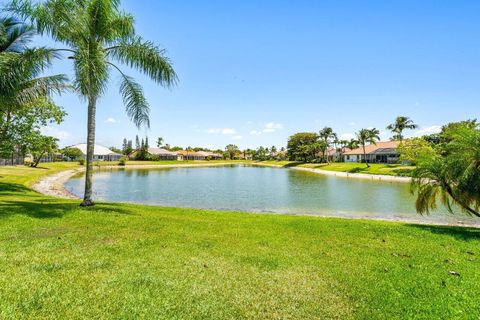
25,0,480,149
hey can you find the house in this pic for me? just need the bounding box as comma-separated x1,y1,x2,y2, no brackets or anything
175,150,222,160
343,141,400,164
68,143,122,161
147,148,182,160
327,147,351,162
195,151,223,160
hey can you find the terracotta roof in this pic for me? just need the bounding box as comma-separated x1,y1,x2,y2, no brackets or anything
343,141,400,155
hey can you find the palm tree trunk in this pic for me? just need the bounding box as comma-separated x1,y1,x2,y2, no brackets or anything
363,145,369,167
80,95,97,207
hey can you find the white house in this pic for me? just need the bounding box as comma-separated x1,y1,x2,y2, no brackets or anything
343,141,400,164
68,143,122,161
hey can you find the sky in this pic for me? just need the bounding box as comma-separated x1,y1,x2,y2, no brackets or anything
18,0,480,149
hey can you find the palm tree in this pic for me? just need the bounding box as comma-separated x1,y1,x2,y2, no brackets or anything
356,128,380,167
319,127,336,162
345,139,359,151
0,17,68,145
386,116,418,141
10,0,178,206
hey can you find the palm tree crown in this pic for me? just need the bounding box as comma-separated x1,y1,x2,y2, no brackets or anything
356,128,380,167
386,116,418,141
1,16,68,144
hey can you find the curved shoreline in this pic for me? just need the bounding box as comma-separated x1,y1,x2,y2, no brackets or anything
31,162,477,228
32,162,237,199
251,163,412,183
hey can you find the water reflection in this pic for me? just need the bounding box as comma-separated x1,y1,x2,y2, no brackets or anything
64,165,478,226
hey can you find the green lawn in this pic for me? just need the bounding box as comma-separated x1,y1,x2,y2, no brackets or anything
0,163,479,319
256,161,414,176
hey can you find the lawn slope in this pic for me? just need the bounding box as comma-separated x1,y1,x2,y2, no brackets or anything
0,163,479,319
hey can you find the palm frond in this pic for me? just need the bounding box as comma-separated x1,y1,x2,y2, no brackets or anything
108,36,177,86
118,72,150,129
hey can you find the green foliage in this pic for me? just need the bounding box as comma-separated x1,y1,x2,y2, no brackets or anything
118,156,127,166
411,121,480,217
0,16,68,157
78,159,85,165
225,144,239,160
61,147,83,160
23,132,58,167
398,137,435,165
287,132,321,162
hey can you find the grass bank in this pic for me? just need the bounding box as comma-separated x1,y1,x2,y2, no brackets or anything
0,163,479,319
257,161,414,176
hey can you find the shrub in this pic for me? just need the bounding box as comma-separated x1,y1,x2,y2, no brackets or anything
78,159,85,165
118,156,127,166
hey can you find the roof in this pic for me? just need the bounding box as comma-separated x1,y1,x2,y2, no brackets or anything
343,141,400,155
147,148,178,156
69,143,120,156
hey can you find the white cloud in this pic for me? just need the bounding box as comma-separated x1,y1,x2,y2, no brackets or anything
348,122,357,126
246,121,254,125
249,130,262,136
41,126,70,140
232,135,243,140
262,122,283,133
207,128,236,135
413,125,442,136
105,117,117,123
339,133,355,140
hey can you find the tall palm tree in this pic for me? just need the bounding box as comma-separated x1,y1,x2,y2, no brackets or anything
0,17,68,145
319,126,336,162
356,128,380,167
10,0,177,206
386,116,418,141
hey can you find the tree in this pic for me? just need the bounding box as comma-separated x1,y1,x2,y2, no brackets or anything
135,135,140,150
346,139,359,150
0,17,68,156
225,144,239,160
110,146,122,154
24,132,58,167
122,138,128,154
287,132,319,162
319,127,337,162
398,137,435,165
10,0,178,206
356,128,380,167
386,116,418,141
145,136,149,149
62,147,83,160
411,122,480,217
156,137,163,147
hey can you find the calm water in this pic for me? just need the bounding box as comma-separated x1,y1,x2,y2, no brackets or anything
65,165,478,226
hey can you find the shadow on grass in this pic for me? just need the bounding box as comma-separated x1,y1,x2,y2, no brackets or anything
0,182,135,219
0,199,136,219
348,167,369,173
0,182,30,195
408,224,480,241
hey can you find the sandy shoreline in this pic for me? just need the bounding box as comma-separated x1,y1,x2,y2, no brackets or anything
251,163,412,183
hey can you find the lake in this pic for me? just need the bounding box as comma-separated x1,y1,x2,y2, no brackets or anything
65,165,477,226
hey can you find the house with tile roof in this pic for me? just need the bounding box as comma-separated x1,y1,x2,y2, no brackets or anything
343,141,400,164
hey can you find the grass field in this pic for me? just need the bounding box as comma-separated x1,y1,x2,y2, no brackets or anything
257,161,414,176
0,163,479,319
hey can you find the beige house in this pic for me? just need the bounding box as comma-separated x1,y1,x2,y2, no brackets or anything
343,141,400,164
147,148,182,160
